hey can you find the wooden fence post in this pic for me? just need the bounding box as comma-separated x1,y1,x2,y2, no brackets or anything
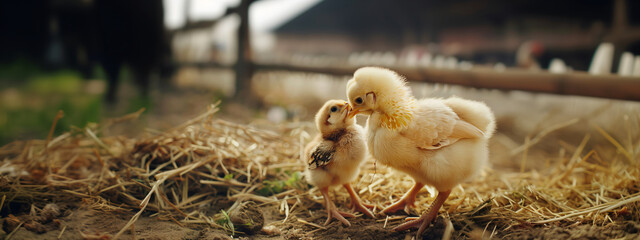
234,0,256,105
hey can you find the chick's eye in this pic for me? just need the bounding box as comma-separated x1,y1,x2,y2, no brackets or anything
330,106,338,112
355,97,363,104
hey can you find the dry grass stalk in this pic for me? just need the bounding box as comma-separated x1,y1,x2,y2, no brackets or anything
442,216,454,240
5,222,24,240
57,225,66,239
297,218,327,230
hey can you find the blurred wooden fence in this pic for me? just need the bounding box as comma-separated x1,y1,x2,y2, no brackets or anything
179,61,640,102
176,0,640,102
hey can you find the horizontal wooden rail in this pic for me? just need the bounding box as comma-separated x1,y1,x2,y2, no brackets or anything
255,63,640,102
176,62,640,102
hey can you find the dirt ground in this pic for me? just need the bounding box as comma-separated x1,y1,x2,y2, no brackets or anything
5,199,640,240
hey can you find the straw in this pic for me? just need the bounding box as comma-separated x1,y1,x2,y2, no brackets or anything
0,101,637,239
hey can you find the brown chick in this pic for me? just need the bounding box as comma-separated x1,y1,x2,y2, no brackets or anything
346,67,496,237
304,100,375,226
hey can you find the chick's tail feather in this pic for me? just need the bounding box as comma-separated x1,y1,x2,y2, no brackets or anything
444,97,496,138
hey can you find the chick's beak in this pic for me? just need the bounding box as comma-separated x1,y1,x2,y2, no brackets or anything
347,104,359,119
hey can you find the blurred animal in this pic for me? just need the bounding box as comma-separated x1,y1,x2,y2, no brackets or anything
516,40,544,70
95,0,167,103
304,100,375,226
346,67,495,237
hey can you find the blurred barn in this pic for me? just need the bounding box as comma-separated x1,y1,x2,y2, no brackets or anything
3,0,639,103
273,0,640,70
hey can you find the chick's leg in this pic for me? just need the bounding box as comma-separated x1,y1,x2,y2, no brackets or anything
343,184,375,218
320,187,355,226
382,182,425,214
393,190,452,238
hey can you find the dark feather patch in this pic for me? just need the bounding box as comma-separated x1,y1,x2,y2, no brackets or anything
308,142,335,170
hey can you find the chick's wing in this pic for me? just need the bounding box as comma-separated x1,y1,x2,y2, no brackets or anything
401,102,484,150
308,141,336,169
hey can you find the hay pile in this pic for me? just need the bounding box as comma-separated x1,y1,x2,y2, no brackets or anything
0,104,306,238
0,103,638,239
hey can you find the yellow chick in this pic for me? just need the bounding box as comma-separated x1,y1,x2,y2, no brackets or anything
346,67,495,237
304,100,375,226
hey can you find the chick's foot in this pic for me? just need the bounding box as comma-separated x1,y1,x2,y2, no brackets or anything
392,209,437,235
324,203,356,226
350,201,375,218
344,184,375,218
321,187,355,226
382,182,425,214
392,190,451,238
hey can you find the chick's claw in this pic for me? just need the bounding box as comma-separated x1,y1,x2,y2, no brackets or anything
393,206,440,239
393,190,451,238
351,200,375,218
343,183,376,218
392,207,437,231
403,217,419,222
382,199,414,215
321,187,357,226
324,203,355,226
349,200,375,210
382,182,424,214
